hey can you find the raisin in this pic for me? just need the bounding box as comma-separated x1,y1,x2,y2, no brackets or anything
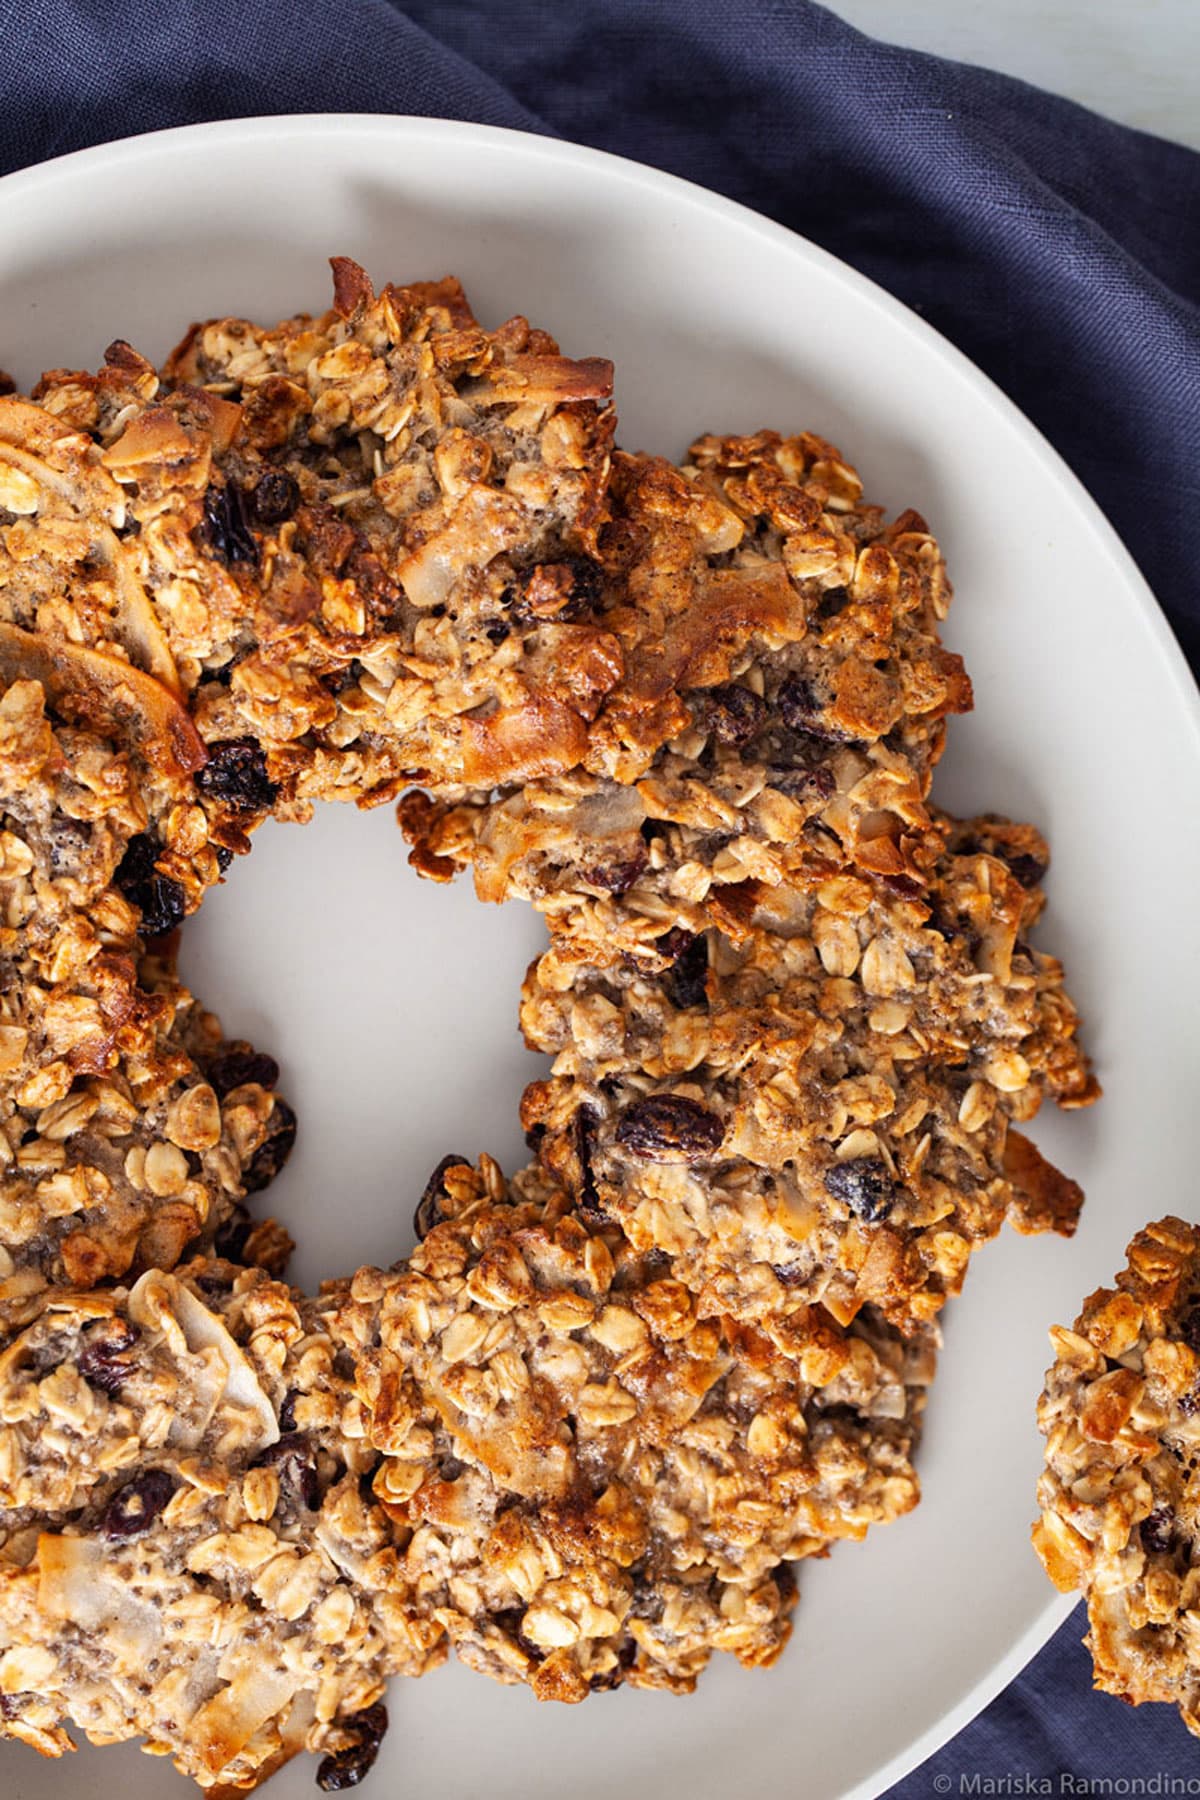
484,619,511,644
214,1206,251,1262
242,1100,297,1194
195,737,278,813
777,673,822,730
580,846,647,895
100,1469,176,1541
815,585,851,619
248,469,300,526
1141,1507,1175,1554
1004,853,1046,889
1181,1308,1200,1353
278,1389,299,1433
573,1107,606,1222
208,1048,281,1097
114,834,186,936
615,1095,724,1160
699,683,767,746
77,1320,140,1396
823,1157,896,1222
413,1154,470,1240
660,930,709,1010
492,1607,546,1664
316,1703,389,1792
769,762,836,802
214,845,234,873
770,1261,809,1288
589,1640,638,1691
253,1433,319,1512
199,480,258,565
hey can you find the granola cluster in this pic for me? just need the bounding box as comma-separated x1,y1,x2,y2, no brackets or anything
1034,1219,1200,1733
0,261,1096,1791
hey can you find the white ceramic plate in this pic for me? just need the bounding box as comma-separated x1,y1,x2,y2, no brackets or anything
1,115,1197,1800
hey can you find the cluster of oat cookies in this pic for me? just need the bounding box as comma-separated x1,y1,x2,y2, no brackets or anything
0,262,1096,1790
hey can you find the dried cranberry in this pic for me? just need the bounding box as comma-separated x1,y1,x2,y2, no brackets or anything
100,1469,176,1540
242,1100,297,1194
699,684,767,746
248,469,300,526
1141,1507,1175,1554
208,1048,281,1097
413,1154,470,1240
580,846,647,895
823,1157,896,1222
199,480,258,565
114,834,186,936
615,1095,724,1160
195,737,278,813
661,930,708,1011
316,1703,389,1792
253,1433,319,1511
77,1320,140,1396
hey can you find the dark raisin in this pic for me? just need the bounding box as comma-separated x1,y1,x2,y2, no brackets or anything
208,1048,281,1097
100,1469,176,1540
195,737,278,813
815,585,851,620
214,845,234,873
580,846,647,895
114,834,186,936
615,1095,724,1160
0,1691,23,1720
699,684,767,746
777,673,822,730
770,1261,809,1288
483,620,511,644
199,480,257,565
214,1206,251,1262
438,1457,465,1482
413,1154,470,1240
278,1389,299,1433
589,1640,637,1692
768,761,836,801
1181,1308,1200,1353
881,873,924,899
823,1157,896,1222
77,1320,140,1396
1180,1390,1200,1417
1141,1507,1175,1554
253,1433,320,1511
0,370,15,398
660,930,709,1010
573,1107,606,1222
1004,853,1046,889
316,1703,388,1792
242,1100,297,1194
248,469,300,526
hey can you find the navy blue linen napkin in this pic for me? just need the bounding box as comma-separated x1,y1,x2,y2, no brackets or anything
2,1,1199,1791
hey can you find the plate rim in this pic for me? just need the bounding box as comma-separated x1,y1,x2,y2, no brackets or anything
1,110,1196,1799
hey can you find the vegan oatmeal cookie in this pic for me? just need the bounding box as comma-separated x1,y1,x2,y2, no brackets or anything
1034,1218,1200,1734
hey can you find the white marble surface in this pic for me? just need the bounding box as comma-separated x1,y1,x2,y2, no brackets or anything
834,0,1200,150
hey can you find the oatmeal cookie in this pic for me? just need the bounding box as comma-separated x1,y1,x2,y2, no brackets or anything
0,1259,441,1790
330,1156,932,1703
0,676,291,1319
1034,1218,1200,1733
400,434,972,906
517,814,1093,1342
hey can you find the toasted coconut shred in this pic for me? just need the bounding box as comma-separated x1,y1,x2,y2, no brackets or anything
0,261,1098,1790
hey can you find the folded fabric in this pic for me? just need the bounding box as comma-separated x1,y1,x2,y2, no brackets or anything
1,0,1198,1789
